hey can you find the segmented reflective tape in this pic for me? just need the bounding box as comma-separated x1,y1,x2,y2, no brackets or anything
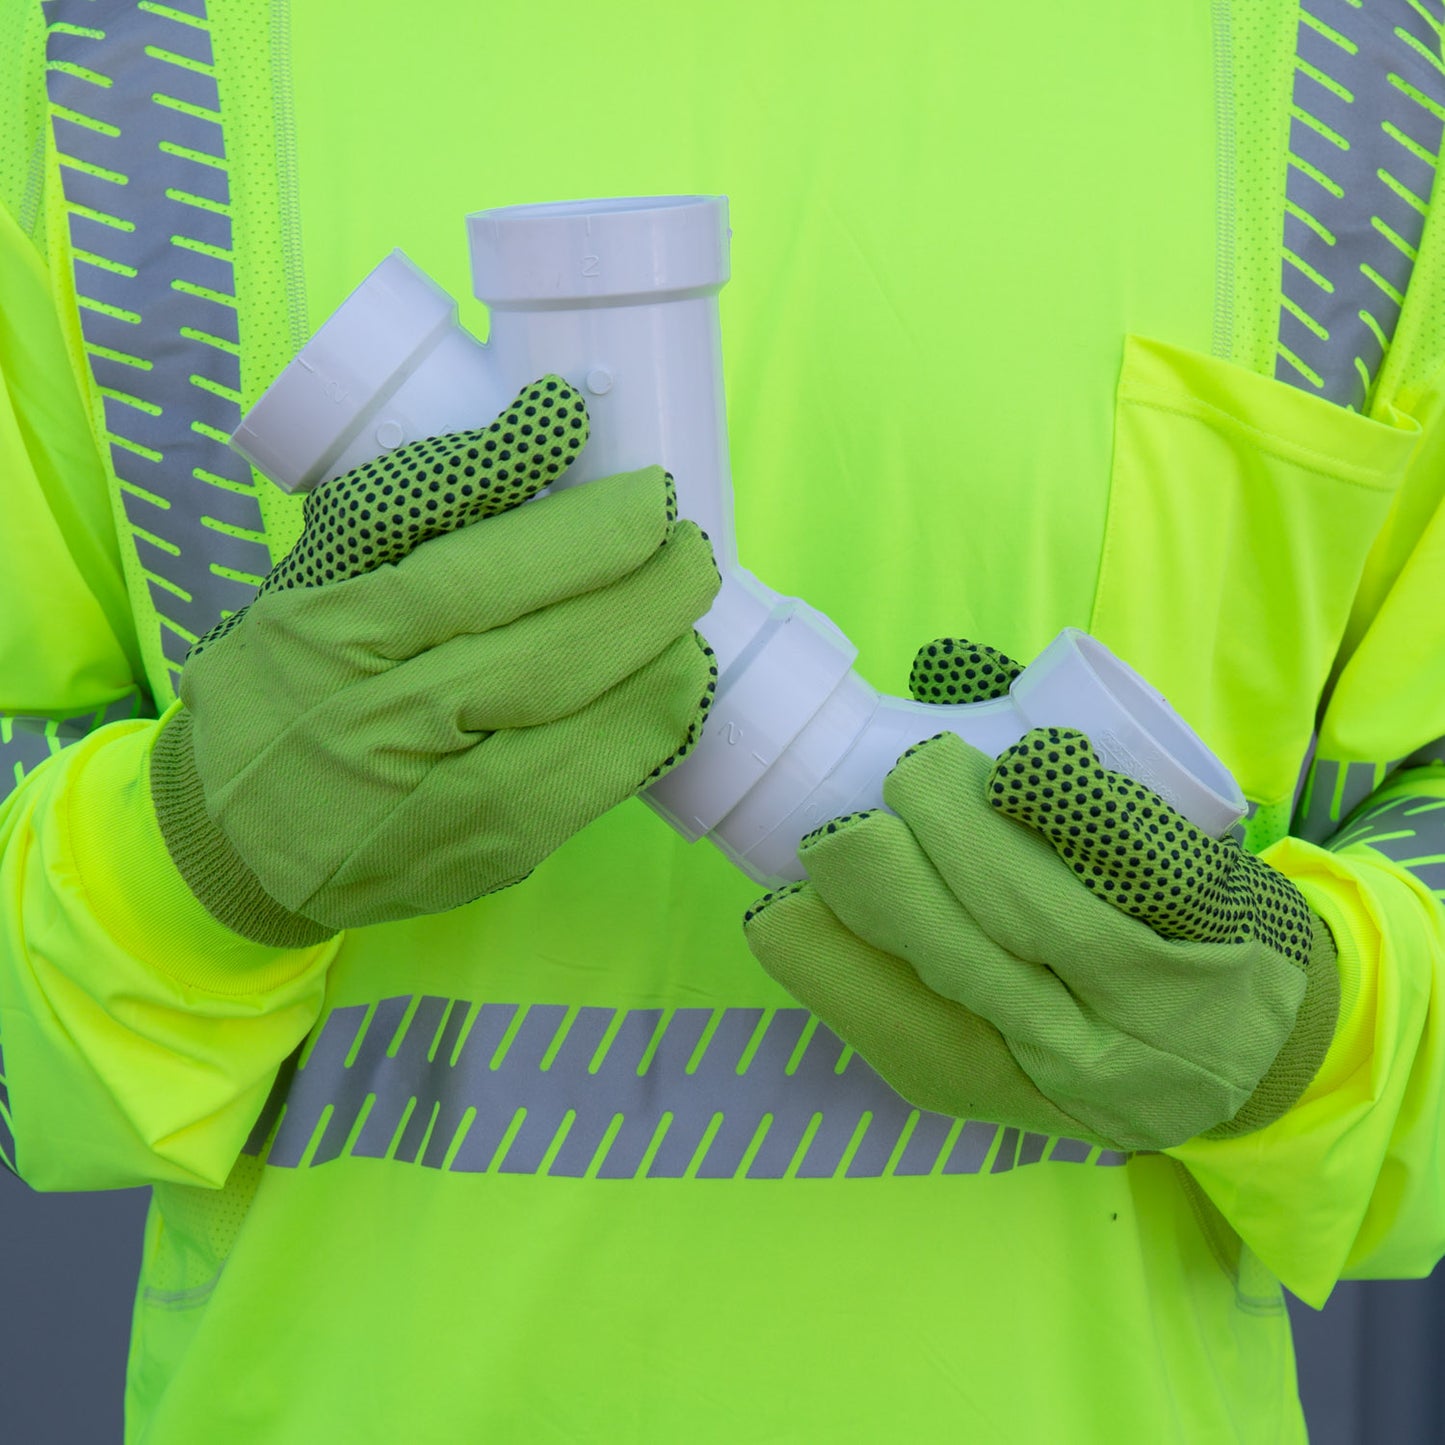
1329,790,1445,896
1296,735,1445,843
1296,754,1406,842
44,0,270,680
245,998,1125,1179
1279,1,1445,406
0,693,147,803
0,1044,13,1174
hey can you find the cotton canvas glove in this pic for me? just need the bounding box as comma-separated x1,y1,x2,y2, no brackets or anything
744,640,1340,1151
151,378,720,947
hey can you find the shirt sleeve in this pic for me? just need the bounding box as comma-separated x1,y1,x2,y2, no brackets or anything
0,179,336,1193
1171,769,1445,1308
1169,360,1445,1308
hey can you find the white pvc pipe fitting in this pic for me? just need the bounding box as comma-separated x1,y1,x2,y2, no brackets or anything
231,195,1246,886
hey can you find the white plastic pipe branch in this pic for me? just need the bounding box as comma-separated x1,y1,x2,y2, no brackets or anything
231,195,1246,885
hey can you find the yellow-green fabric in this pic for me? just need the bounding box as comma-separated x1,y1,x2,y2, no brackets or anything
0,3,1442,1442
745,728,1336,1152
155,445,718,943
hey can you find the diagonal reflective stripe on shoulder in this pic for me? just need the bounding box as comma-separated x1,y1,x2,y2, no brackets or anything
1329,789,1445,897
0,691,148,804
43,1,272,676
1278,0,1445,407
244,999,1127,1180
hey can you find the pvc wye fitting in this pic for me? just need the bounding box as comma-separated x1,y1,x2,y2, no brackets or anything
231,195,1246,886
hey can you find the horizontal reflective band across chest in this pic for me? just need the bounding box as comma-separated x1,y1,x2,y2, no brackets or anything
247,999,1125,1179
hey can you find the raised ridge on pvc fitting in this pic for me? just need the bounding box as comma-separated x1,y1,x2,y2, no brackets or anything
468,195,730,307
468,196,741,570
709,629,1246,884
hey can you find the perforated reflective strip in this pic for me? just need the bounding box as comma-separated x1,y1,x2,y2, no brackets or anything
244,998,1125,1178
1278,0,1444,406
44,1,271,678
1329,791,1445,896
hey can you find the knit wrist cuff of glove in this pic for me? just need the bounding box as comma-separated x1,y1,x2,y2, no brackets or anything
1203,913,1342,1139
150,709,337,950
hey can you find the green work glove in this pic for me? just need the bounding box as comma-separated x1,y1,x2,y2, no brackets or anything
151,378,720,948
744,640,1340,1151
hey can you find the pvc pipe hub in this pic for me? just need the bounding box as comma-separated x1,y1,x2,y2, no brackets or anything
468,195,730,307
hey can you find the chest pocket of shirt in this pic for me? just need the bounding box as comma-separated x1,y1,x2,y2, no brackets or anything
1086,334,1418,823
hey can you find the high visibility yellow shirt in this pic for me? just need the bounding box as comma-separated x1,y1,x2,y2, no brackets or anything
2,2,1445,1440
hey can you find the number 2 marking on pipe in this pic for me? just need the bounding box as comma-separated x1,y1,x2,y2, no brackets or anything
581,254,601,277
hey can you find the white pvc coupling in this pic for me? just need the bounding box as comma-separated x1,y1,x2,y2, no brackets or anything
230,194,1246,887
699,627,1247,883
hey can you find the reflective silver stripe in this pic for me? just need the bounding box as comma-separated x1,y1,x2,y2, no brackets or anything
44,1,272,677
1296,743,1445,844
1295,755,1403,843
1278,0,1444,406
1329,791,1445,896
0,692,147,803
0,1044,13,1174
245,1000,1123,1179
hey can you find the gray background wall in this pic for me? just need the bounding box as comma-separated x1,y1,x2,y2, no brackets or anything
1,1180,146,1442
0,1171,1440,1441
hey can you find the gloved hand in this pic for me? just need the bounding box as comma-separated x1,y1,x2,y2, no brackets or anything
743,639,1340,1151
151,378,720,947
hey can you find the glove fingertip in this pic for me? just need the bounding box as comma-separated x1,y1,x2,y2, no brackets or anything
229,377,593,627
883,730,997,820
637,634,719,789
908,637,1024,705
987,727,1115,829
895,730,955,770
798,809,881,853
742,879,808,928
471,376,590,517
